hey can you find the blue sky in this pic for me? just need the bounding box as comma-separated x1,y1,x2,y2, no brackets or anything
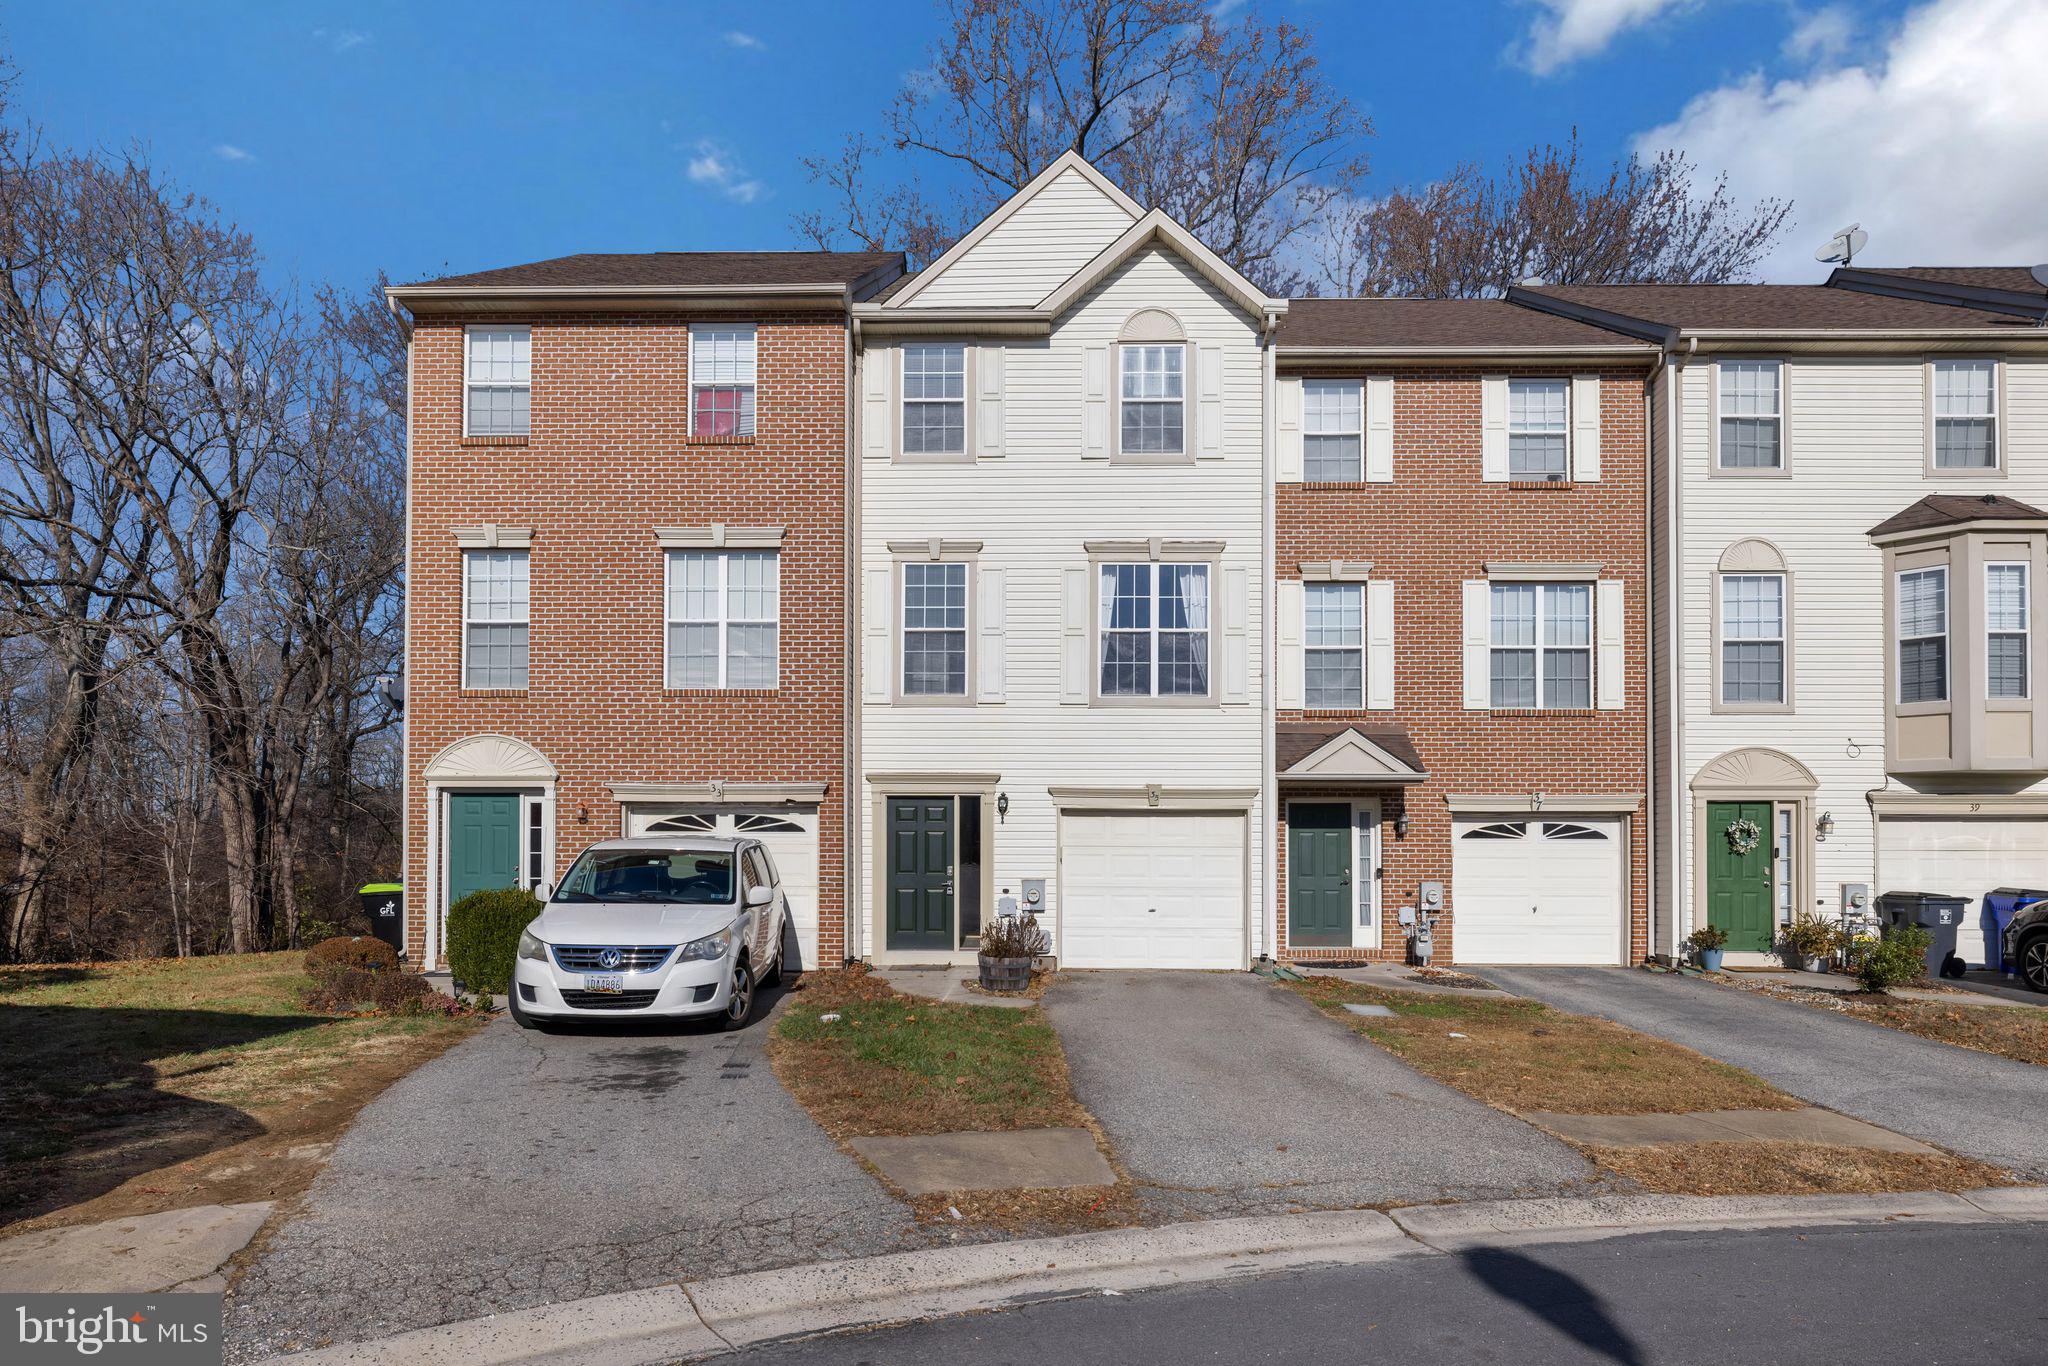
4,0,2040,291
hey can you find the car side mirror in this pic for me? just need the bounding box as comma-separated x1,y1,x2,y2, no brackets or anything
745,885,773,907
535,881,553,902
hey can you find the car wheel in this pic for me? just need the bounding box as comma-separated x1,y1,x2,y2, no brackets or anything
507,986,545,1031
2020,934,2048,994
722,956,756,1031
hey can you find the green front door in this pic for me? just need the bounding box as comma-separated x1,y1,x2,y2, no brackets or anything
887,797,954,951
448,793,523,906
1707,800,1774,952
1289,803,1353,947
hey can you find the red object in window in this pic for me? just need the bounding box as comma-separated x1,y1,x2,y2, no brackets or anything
695,387,752,438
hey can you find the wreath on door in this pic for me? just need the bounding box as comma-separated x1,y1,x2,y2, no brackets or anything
1723,817,1763,856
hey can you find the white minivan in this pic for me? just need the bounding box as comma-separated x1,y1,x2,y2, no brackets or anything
508,835,788,1030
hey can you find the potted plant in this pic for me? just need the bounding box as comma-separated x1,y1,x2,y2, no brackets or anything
1687,924,1730,972
1778,913,1836,972
978,913,1050,993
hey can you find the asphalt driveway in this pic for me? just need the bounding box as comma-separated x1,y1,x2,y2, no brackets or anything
1482,967,2048,1179
1045,972,1605,1221
223,981,935,1360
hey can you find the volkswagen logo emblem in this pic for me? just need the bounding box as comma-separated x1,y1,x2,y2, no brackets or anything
598,947,623,970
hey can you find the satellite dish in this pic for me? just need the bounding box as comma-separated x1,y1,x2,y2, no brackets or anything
2030,263,2048,291
1814,223,1869,265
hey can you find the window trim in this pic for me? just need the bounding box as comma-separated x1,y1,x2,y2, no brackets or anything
686,322,758,441
893,553,976,707
1301,377,1365,483
461,547,530,691
1505,376,1571,482
663,548,780,691
1113,341,1192,465
462,324,531,440
1486,580,1594,711
1714,570,1792,713
1926,356,2005,478
1709,357,1790,479
1089,554,1219,706
1986,560,2030,702
1896,564,1950,707
896,339,975,465
1302,579,1366,710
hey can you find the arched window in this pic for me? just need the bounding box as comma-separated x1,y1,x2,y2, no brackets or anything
1715,539,1792,709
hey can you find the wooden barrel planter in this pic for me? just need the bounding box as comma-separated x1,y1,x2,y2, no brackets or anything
977,953,1033,993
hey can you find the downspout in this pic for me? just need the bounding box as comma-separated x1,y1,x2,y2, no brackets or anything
399,311,424,969
1642,366,1656,963
1665,337,1694,957
845,307,864,964
1259,310,1279,965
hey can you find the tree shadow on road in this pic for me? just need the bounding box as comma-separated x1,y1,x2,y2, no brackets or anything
1458,1247,1647,1366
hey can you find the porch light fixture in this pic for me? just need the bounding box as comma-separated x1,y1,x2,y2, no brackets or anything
577,803,589,824
1393,814,1409,839
997,792,1009,823
1816,811,1834,842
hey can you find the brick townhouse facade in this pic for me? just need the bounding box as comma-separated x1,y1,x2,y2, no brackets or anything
387,252,903,971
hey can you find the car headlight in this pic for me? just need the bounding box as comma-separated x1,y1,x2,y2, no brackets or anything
676,926,734,962
517,929,547,962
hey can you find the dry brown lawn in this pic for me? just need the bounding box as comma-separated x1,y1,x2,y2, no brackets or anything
1588,1141,2015,1196
1725,977,2048,1069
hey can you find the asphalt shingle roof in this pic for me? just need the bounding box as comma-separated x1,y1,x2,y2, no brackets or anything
1520,283,2029,332
400,251,904,292
1867,493,2048,539
1278,298,1650,350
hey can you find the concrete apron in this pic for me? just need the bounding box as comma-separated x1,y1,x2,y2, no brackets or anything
258,1186,2048,1366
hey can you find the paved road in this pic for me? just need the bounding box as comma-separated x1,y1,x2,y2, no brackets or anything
740,1219,2048,1365
223,981,936,1360
1481,967,2048,1178
1045,972,1605,1220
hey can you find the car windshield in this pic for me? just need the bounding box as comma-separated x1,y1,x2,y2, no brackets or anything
553,849,735,905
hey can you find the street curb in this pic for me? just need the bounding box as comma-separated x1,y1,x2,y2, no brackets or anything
258,1186,2048,1365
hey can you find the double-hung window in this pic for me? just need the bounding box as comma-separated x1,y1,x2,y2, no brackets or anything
1987,562,2029,699
1099,562,1210,697
1718,361,1783,470
1897,566,1948,704
666,550,778,689
689,323,756,438
1720,574,1786,705
1304,582,1364,708
465,327,530,436
1489,582,1591,709
901,562,969,697
1933,360,1997,470
1303,379,1363,482
463,550,529,688
902,343,967,456
1119,345,1185,455
1507,379,1568,480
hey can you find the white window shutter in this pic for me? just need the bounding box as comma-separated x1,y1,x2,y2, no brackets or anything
862,346,893,462
1082,345,1110,459
1366,579,1395,709
1480,375,1508,483
1596,578,1625,710
1196,344,1224,460
863,567,893,702
976,346,1005,458
1222,566,1249,703
1061,566,1090,702
1365,376,1394,483
1572,373,1601,481
977,567,1006,702
1276,578,1304,710
1275,376,1304,482
1462,579,1491,709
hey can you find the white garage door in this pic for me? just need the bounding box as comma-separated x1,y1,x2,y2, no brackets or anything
627,805,821,969
1879,818,2048,967
1059,811,1246,970
1452,816,1627,965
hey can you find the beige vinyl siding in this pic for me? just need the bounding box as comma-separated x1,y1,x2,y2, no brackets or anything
861,246,1269,959
1671,355,2048,940
903,167,1137,309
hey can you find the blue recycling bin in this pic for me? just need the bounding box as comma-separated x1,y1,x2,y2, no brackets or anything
1983,888,2048,973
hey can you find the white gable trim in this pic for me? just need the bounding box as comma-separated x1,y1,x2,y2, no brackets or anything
882,151,1144,310
1279,728,1427,785
1037,209,1284,323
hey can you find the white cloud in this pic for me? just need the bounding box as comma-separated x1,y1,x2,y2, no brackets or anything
1518,0,1693,75
312,27,370,53
685,140,766,204
1636,0,2048,280
212,143,256,163
724,30,764,50
1782,5,1854,63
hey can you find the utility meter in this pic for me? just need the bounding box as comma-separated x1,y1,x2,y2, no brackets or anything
1021,879,1046,913
1841,883,1869,914
1418,880,1445,912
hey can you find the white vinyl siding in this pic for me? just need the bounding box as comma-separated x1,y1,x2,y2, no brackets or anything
1718,361,1782,470
1303,379,1363,482
666,550,778,689
1099,562,1210,697
1303,581,1363,708
463,550,529,689
1720,573,1786,704
902,562,969,697
1898,566,1949,704
464,327,530,437
1490,582,1591,709
901,164,1136,309
1987,562,2029,699
689,324,756,438
902,342,968,455
1507,379,1568,480
1933,360,1997,469
1119,344,1186,455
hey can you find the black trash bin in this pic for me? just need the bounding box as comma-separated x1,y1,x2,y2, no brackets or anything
1876,890,1967,979
359,882,404,957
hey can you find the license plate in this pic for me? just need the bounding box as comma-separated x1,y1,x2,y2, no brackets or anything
582,973,626,993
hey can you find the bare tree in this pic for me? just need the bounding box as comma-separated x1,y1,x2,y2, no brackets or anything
795,0,1370,292
1313,133,1791,298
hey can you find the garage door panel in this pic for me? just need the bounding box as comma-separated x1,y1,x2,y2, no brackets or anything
1879,818,2048,968
1452,816,1626,965
1059,812,1245,970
